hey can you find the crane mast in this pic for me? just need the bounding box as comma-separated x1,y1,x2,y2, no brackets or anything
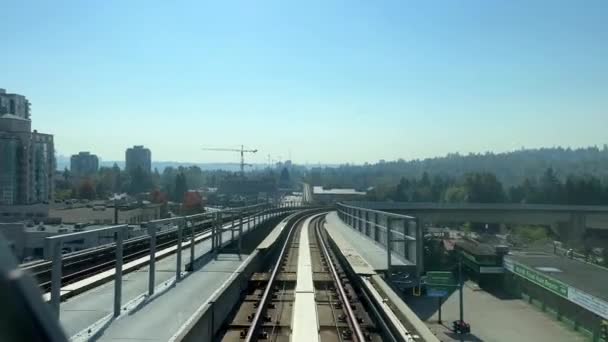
201,145,258,176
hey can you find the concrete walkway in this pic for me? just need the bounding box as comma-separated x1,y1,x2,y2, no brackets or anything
59,215,269,339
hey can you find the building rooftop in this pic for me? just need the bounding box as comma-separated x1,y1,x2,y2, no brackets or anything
508,252,608,302
455,239,498,256
312,186,366,195
23,223,108,234
0,113,29,121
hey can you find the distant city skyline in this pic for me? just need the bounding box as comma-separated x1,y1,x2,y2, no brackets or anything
2,1,607,164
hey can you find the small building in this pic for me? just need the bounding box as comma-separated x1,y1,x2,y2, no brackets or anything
1,222,141,262
0,204,50,223
312,186,366,204
453,238,508,288
503,252,608,341
49,202,161,225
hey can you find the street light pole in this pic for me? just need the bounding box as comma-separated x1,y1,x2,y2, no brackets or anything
459,256,464,324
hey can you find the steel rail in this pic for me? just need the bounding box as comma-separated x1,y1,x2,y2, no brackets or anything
315,217,367,342
243,214,308,341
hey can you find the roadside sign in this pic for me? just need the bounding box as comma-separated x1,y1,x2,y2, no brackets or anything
426,271,455,297
427,288,449,297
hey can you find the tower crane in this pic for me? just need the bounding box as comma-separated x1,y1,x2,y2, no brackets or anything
201,145,258,176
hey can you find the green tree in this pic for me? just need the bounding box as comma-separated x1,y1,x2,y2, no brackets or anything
279,167,290,187
129,166,153,194
173,172,188,202
78,179,96,200
443,186,468,203
539,167,563,203
464,172,505,203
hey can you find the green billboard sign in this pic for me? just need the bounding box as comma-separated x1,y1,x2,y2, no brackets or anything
426,271,456,297
513,264,568,298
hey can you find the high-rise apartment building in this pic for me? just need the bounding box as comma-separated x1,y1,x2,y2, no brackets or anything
0,88,31,119
125,145,151,173
70,152,99,177
0,89,54,206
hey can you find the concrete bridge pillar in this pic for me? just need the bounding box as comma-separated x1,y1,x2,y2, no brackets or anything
556,213,587,248
415,218,424,276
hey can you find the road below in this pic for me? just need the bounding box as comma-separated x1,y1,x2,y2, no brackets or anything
406,282,586,342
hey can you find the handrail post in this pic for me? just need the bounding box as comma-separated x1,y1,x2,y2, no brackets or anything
238,212,243,255
114,227,124,317
247,211,251,231
386,217,393,277
365,211,370,237
374,212,379,242
189,217,195,270
148,223,157,296
210,214,215,251
230,212,235,243
50,240,62,317
218,212,223,249
176,218,183,281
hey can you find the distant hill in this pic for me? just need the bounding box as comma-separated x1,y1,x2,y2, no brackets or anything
308,145,608,188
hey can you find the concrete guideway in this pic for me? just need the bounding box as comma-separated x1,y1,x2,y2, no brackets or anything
292,214,322,342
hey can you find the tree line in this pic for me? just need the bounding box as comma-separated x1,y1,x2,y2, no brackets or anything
56,164,295,203
367,168,608,206
306,145,608,190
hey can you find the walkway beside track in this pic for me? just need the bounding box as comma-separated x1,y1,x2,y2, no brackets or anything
324,211,409,273
60,215,275,339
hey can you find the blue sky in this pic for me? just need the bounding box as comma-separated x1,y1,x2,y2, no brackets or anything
1,1,607,164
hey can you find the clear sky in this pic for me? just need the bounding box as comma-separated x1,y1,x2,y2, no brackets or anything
1,1,607,164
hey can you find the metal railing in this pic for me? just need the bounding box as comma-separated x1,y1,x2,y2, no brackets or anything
45,224,129,318
44,202,302,318
336,202,423,277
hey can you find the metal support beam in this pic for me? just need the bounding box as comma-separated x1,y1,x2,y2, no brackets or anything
176,219,183,281
211,214,216,251
386,217,392,277
218,213,223,250
230,213,235,243
50,241,62,317
238,213,243,255
189,218,195,269
374,212,379,242
148,223,157,296
114,230,123,317
416,218,424,276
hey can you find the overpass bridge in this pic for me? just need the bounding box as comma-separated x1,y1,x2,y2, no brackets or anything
344,201,608,247
2,201,436,342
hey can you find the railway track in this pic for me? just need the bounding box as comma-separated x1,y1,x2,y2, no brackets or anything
21,215,246,292
220,212,412,341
